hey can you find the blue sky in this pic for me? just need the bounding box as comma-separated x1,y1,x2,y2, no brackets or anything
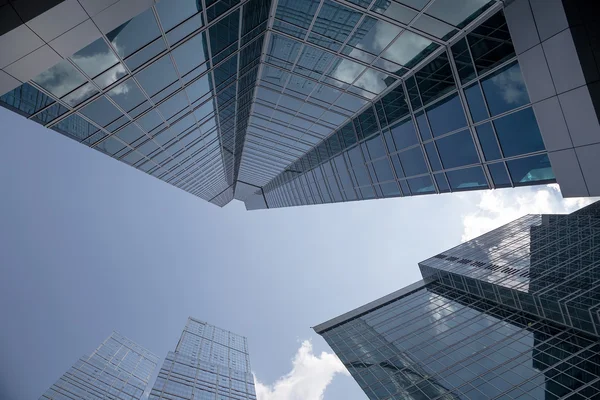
0,106,595,400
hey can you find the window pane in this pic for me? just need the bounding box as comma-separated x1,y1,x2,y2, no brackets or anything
372,159,395,182
390,119,418,151
33,59,87,98
365,134,387,160
425,142,442,171
506,154,554,185
107,8,161,59
488,163,511,187
434,173,450,192
481,62,529,116
136,55,179,97
380,182,401,196
436,129,479,169
79,97,123,128
173,33,208,76
467,11,515,74
380,31,436,69
416,112,431,141
493,108,544,157
451,38,476,83
407,175,435,194
399,147,428,177
426,94,467,137
446,166,488,191
476,123,501,161
465,84,488,122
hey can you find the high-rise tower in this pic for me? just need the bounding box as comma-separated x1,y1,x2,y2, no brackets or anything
39,332,158,400
1,0,599,208
148,318,256,400
315,201,600,399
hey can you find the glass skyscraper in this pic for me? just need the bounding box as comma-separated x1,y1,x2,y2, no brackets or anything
148,317,256,400
314,200,600,399
39,331,159,400
1,0,599,209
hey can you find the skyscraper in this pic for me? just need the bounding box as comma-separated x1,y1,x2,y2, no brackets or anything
1,0,599,209
314,200,600,399
148,317,256,400
39,331,159,400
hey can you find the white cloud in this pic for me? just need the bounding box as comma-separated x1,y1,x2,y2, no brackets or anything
460,185,598,242
489,65,529,105
255,340,349,400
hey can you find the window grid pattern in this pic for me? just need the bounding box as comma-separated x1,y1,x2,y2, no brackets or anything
1,0,559,209
321,282,600,400
420,201,600,338
259,7,555,208
149,318,255,400
0,0,270,206
40,332,159,400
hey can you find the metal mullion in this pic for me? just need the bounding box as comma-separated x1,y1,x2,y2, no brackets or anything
400,78,439,193
228,0,245,185
334,0,445,45
202,0,236,194
153,4,203,170
445,37,493,190
446,0,504,46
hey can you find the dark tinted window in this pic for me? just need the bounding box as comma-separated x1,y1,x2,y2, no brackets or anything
493,108,544,157
390,119,419,151
427,94,467,137
481,63,529,116
446,166,488,191
436,130,479,169
399,147,428,177
476,123,502,161
507,154,555,185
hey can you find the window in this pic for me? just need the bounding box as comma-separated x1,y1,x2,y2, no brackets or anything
436,130,479,169
493,108,544,157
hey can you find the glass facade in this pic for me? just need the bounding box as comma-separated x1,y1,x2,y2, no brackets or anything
149,318,256,400
315,201,600,399
39,332,159,400
0,0,559,208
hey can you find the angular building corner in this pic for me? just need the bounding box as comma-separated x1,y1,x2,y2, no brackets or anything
314,200,600,399
148,317,257,400
39,331,159,400
2,0,599,210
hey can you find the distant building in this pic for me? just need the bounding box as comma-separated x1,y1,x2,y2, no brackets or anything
1,0,598,208
39,332,158,400
148,317,257,400
315,201,600,399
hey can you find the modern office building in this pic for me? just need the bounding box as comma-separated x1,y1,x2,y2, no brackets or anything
1,0,599,209
148,317,257,400
314,200,600,399
39,331,159,400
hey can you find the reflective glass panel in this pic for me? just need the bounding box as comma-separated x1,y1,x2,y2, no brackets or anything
274,0,319,31
425,142,442,171
465,84,488,122
467,11,515,74
412,14,456,40
79,96,122,128
71,37,119,78
416,112,431,141
476,122,501,161
173,33,207,76
426,0,493,28
135,55,179,97
451,38,476,84
372,159,395,182
380,31,435,68
426,94,467,137
312,0,361,43
372,0,418,24
434,172,450,192
398,147,428,176
493,108,544,157
107,8,161,59
155,0,202,32
62,83,98,107
507,154,554,185
33,59,87,98
346,16,401,57
407,175,435,194
446,166,488,190
488,162,511,187
481,62,529,116
390,119,418,151
108,80,147,113
436,129,479,169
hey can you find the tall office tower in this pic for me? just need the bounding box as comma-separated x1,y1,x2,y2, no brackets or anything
148,318,256,400
39,332,159,400
314,201,600,399
1,0,599,209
